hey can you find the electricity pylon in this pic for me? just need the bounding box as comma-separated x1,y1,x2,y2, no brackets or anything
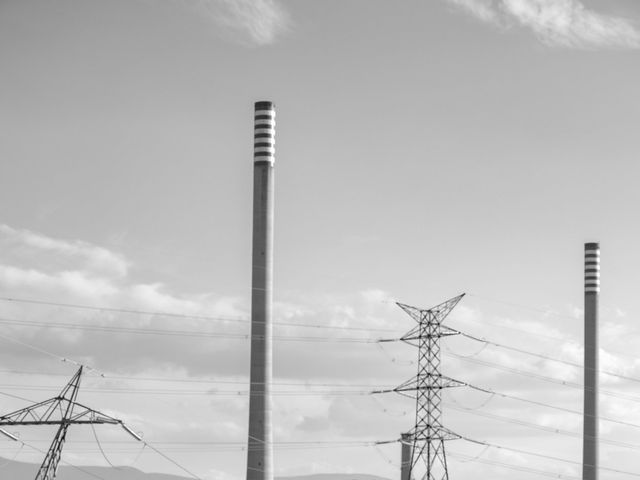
377,294,466,480
0,366,141,480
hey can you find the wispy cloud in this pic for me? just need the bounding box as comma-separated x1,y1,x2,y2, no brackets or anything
447,0,501,23
0,224,129,278
193,0,291,46
445,0,640,49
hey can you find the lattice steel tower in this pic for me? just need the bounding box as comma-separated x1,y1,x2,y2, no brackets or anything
386,294,466,480
0,366,141,480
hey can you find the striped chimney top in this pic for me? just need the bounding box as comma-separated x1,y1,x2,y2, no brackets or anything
585,243,600,294
254,101,275,164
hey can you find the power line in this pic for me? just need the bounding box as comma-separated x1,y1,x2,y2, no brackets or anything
383,323,640,386
460,437,640,478
464,293,640,360
446,401,640,452
374,376,640,432
464,383,640,431
0,390,34,403
0,440,396,456
0,331,105,378
457,330,640,385
0,320,381,398
466,293,580,321
0,316,378,343
0,368,394,389
8,439,388,447
141,440,203,480
0,385,371,397
20,439,108,480
0,296,395,333
446,351,640,404
90,423,119,469
448,450,580,480
0,441,24,468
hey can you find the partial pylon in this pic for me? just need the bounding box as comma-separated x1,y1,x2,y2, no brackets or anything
0,366,141,480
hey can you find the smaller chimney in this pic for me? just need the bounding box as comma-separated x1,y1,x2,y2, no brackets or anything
401,433,412,480
583,242,600,480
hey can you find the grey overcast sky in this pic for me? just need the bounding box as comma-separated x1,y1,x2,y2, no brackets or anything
1,0,640,479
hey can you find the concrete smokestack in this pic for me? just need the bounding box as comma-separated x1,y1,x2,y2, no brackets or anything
583,242,600,480
246,101,275,480
400,433,412,480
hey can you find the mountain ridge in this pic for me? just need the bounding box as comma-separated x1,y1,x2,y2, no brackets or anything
0,458,393,480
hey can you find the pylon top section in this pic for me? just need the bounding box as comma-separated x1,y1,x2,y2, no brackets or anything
0,367,120,427
396,293,465,324
396,294,465,346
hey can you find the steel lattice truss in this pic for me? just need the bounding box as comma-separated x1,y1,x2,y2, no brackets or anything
0,366,141,480
393,294,466,480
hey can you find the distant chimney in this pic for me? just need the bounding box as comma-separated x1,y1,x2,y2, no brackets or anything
583,242,599,480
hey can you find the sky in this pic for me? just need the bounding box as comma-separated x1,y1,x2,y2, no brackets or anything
1,0,640,479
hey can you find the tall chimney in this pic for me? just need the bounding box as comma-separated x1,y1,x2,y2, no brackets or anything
583,242,600,480
246,101,275,480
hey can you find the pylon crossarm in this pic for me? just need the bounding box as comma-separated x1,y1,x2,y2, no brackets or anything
391,377,420,399
0,420,118,426
437,375,467,388
66,401,121,423
370,377,415,395
414,428,462,442
401,328,460,343
396,303,425,323
439,325,461,336
0,397,66,424
438,427,462,441
394,377,418,392
399,324,422,346
428,294,465,323
394,374,466,392
0,401,116,425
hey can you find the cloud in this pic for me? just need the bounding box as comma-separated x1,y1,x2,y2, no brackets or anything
192,0,291,46
0,224,406,383
3,225,639,477
445,0,640,49
0,224,129,278
447,0,500,23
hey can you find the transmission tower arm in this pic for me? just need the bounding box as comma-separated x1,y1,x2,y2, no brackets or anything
399,324,461,344
397,294,465,325
0,400,122,426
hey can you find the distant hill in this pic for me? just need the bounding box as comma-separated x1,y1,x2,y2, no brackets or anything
0,459,392,480
0,458,191,479
282,475,390,480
